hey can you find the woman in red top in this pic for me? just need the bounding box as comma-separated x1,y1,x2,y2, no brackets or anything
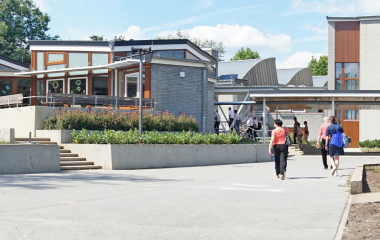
269,119,287,180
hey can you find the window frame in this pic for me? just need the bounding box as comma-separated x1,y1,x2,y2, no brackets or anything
335,62,359,90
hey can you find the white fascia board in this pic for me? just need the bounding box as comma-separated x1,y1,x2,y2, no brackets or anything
327,18,360,22
208,78,217,83
249,93,380,98
30,45,111,52
0,59,28,71
0,71,30,77
115,44,211,61
151,58,207,68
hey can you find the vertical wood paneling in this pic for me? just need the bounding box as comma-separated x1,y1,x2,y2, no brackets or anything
335,21,360,62
342,120,359,148
143,63,151,98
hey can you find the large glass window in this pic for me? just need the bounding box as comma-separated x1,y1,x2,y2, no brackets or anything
344,63,359,78
335,63,342,78
47,79,64,94
47,64,65,78
69,53,88,76
126,73,139,97
336,80,342,90
92,53,108,74
17,79,31,104
345,110,358,120
153,50,184,59
69,78,87,94
345,80,359,90
48,53,64,62
0,80,12,96
37,52,44,79
92,75,108,95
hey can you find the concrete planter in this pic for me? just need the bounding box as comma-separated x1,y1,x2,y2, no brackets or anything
0,145,60,174
62,143,270,170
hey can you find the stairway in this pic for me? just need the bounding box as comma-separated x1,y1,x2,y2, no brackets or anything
288,144,304,156
15,137,102,171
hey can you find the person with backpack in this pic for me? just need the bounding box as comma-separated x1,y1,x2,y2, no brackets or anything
269,119,287,180
325,115,345,176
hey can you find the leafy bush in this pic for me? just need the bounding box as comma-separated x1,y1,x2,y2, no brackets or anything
358,139,380,148
44,109,199,132
71,129,245,145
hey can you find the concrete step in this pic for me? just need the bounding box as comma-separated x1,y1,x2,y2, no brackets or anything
15,141,57,145
60,153,78,157
59,146,64,149
60,157,87,161
59,149,71,153
60,165,102,170
60,161,94,166
15,138,50,141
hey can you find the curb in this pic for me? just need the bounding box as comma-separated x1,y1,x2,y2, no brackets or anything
334,195,353,240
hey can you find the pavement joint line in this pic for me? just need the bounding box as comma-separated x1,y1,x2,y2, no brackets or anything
334,194,352,240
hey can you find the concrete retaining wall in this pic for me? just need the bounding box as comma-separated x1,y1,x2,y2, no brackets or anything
0,128,15,143
0,145,60,174
62,144,271,170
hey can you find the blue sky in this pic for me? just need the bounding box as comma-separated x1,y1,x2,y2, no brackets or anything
35,0,380,68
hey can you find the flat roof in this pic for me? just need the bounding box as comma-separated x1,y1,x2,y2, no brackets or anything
327,15,380,22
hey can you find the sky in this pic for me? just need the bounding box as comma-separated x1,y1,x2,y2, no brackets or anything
35,0,380,69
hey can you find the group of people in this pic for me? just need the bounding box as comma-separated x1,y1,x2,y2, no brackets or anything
269,115,345,180
292,117,310,150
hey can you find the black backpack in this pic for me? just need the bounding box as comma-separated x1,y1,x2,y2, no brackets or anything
257,122,262,130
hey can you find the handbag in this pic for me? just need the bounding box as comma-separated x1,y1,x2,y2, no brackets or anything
343,135,351,148
330,124,343,148
285,134,292,146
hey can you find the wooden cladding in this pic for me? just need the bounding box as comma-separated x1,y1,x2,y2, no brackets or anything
335,21,360,62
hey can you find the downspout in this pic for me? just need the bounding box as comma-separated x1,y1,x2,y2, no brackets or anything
109,41,115,96
203,64,207,133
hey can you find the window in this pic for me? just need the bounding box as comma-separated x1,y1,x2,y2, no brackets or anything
0,80,12,96
92,53,108,74
153,50,184,59
47,79,64,94
344,110,358,120
69,78,87,94
48,53,64,62
186,51,199,60
17,79,31,104
37,52,44,79
69,53,88,76
126,73,139,97
47,64,65,78
335,62,359,90
37,80,44,106
92,75,108,95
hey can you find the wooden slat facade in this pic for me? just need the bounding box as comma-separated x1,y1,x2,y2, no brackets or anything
335,21,360,63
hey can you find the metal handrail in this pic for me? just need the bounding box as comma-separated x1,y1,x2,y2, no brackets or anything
18,96,56,109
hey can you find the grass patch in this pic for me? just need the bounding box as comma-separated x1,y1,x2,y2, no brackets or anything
0,141,11,144
360,148,380,153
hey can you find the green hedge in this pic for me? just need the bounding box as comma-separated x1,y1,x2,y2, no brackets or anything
44,109,199,132
71,129,245,144
358,139,380,148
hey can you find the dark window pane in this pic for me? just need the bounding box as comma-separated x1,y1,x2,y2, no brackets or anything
0,80,12,96
336,80,342,90
17,79,31,104
69,78,87,94
47,80,64,94
344,63,359,78
345,80,358,90
344,110,358,119
92,75,108,95
335,63,342,78
153,50,184,59
37,80,44,106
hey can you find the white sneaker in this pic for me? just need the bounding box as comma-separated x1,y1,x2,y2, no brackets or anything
334,171,338,177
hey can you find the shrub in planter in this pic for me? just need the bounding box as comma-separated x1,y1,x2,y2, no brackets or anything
44,109,199,132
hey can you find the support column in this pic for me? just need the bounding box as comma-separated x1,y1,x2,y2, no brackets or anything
263,98,266,144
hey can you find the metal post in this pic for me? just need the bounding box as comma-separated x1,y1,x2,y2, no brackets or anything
332,97,335,116
73,95,75,105
138,55,143,134
263,98,266,144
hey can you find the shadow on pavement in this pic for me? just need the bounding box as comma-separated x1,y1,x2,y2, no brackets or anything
287,177,327,179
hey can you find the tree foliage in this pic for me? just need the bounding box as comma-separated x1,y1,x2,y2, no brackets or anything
308,55,328,76
0,0,59,63
155,30,226,61
89,34,125,41
230,47,260,61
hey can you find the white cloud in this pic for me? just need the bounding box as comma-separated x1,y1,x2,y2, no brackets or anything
159,24,292,53
302,23,327,35
34,0,50,12
358,0,380,14
277,51,325,69
120,25,147,40
193,0,214,11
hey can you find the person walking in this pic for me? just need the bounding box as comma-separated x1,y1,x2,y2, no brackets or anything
316,117,331,169
269,119,287,180
293,117,299,144
325,116,345,176
297,122,303,150
228,107,234,128
246,114,254,139
214,110,221,134
303,121,310,146
234,110,240,132
253,117,259,141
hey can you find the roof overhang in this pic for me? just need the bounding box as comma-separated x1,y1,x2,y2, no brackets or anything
14,59,140,76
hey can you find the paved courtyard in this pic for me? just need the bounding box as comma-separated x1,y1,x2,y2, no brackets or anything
1,155,379,240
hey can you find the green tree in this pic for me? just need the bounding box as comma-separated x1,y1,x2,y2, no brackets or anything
89,35,105,41
155,30,226,61
230,47,260,61
308,55,328,76
0,0,59,63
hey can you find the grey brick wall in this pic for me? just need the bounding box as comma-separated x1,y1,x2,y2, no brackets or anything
150,64,214,132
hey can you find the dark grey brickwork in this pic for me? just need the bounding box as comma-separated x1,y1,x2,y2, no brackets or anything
151,64,214,132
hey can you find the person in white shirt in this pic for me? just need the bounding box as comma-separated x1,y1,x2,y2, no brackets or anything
253,117,259,141
214,111,221,134
228,107,234,128
234,110,240,131
246,115,254,137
